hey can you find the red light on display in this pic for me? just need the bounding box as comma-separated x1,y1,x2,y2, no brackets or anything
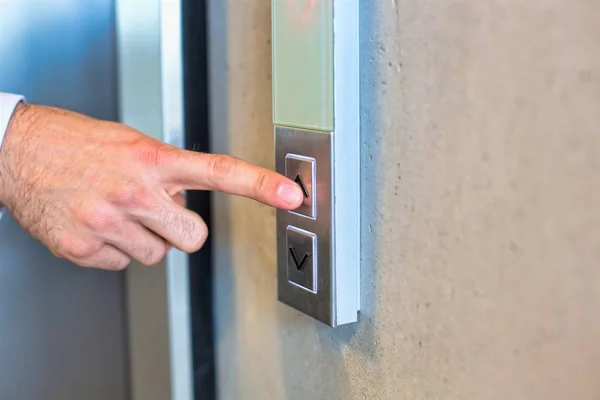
286,0,317,25
299,0,316,20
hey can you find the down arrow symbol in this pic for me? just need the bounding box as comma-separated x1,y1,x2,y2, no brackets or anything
289,247,309,271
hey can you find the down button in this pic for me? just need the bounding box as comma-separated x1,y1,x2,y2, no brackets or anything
286,226,317,293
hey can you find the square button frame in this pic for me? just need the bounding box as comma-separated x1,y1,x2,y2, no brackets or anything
285,154,316,219
286,226,317,293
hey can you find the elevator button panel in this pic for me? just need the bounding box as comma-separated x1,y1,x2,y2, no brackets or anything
285,154,316,219
286,226,317,292
273,0,360,328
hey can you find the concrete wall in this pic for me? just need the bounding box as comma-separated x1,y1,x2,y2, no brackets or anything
0,1,129,399
211,1,600,399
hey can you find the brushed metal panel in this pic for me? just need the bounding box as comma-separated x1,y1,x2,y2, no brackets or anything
276,127,334,325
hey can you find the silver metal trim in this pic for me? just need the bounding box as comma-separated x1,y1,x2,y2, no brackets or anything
332,0,361,325
116,0,193,398
159,1,194,398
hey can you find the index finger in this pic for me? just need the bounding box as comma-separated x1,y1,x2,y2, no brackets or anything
163,151,304,210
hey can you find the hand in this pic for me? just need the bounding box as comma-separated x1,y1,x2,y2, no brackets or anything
0,103,303,270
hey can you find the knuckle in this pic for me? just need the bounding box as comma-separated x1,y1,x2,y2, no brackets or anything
82,210,120,234
63,238,102,260
107,257,131,271
135,140,176,167
157,147,179,167
138,244,166,266
184,218,208,252
253,171,270,195
113,181,151,208
161,211,187,239
160,210,206,252
115,257,131,271
134,141,161,166
208,155,238,181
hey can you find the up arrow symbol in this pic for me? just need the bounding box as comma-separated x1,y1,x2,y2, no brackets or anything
294,175,310,198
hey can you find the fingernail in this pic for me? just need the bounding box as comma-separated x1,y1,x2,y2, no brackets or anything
277,183,303,207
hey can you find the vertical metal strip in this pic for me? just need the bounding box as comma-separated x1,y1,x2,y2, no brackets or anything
332,0,361,325
160,1,194,399
116,0,194,398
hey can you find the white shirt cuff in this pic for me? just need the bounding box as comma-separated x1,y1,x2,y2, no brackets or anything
0,92,26,218
1,92,25,149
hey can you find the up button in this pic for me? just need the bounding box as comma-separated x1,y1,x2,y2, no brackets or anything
285,154,316,219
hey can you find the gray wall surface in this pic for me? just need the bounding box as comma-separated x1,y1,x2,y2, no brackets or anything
0,2,129,399
211,1,600,399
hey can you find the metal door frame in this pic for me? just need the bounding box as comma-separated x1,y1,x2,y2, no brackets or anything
116,1,214,399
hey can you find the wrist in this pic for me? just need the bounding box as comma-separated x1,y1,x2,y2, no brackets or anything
0,101,30,208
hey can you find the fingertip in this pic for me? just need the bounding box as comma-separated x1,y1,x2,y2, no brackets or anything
276,183,304,209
